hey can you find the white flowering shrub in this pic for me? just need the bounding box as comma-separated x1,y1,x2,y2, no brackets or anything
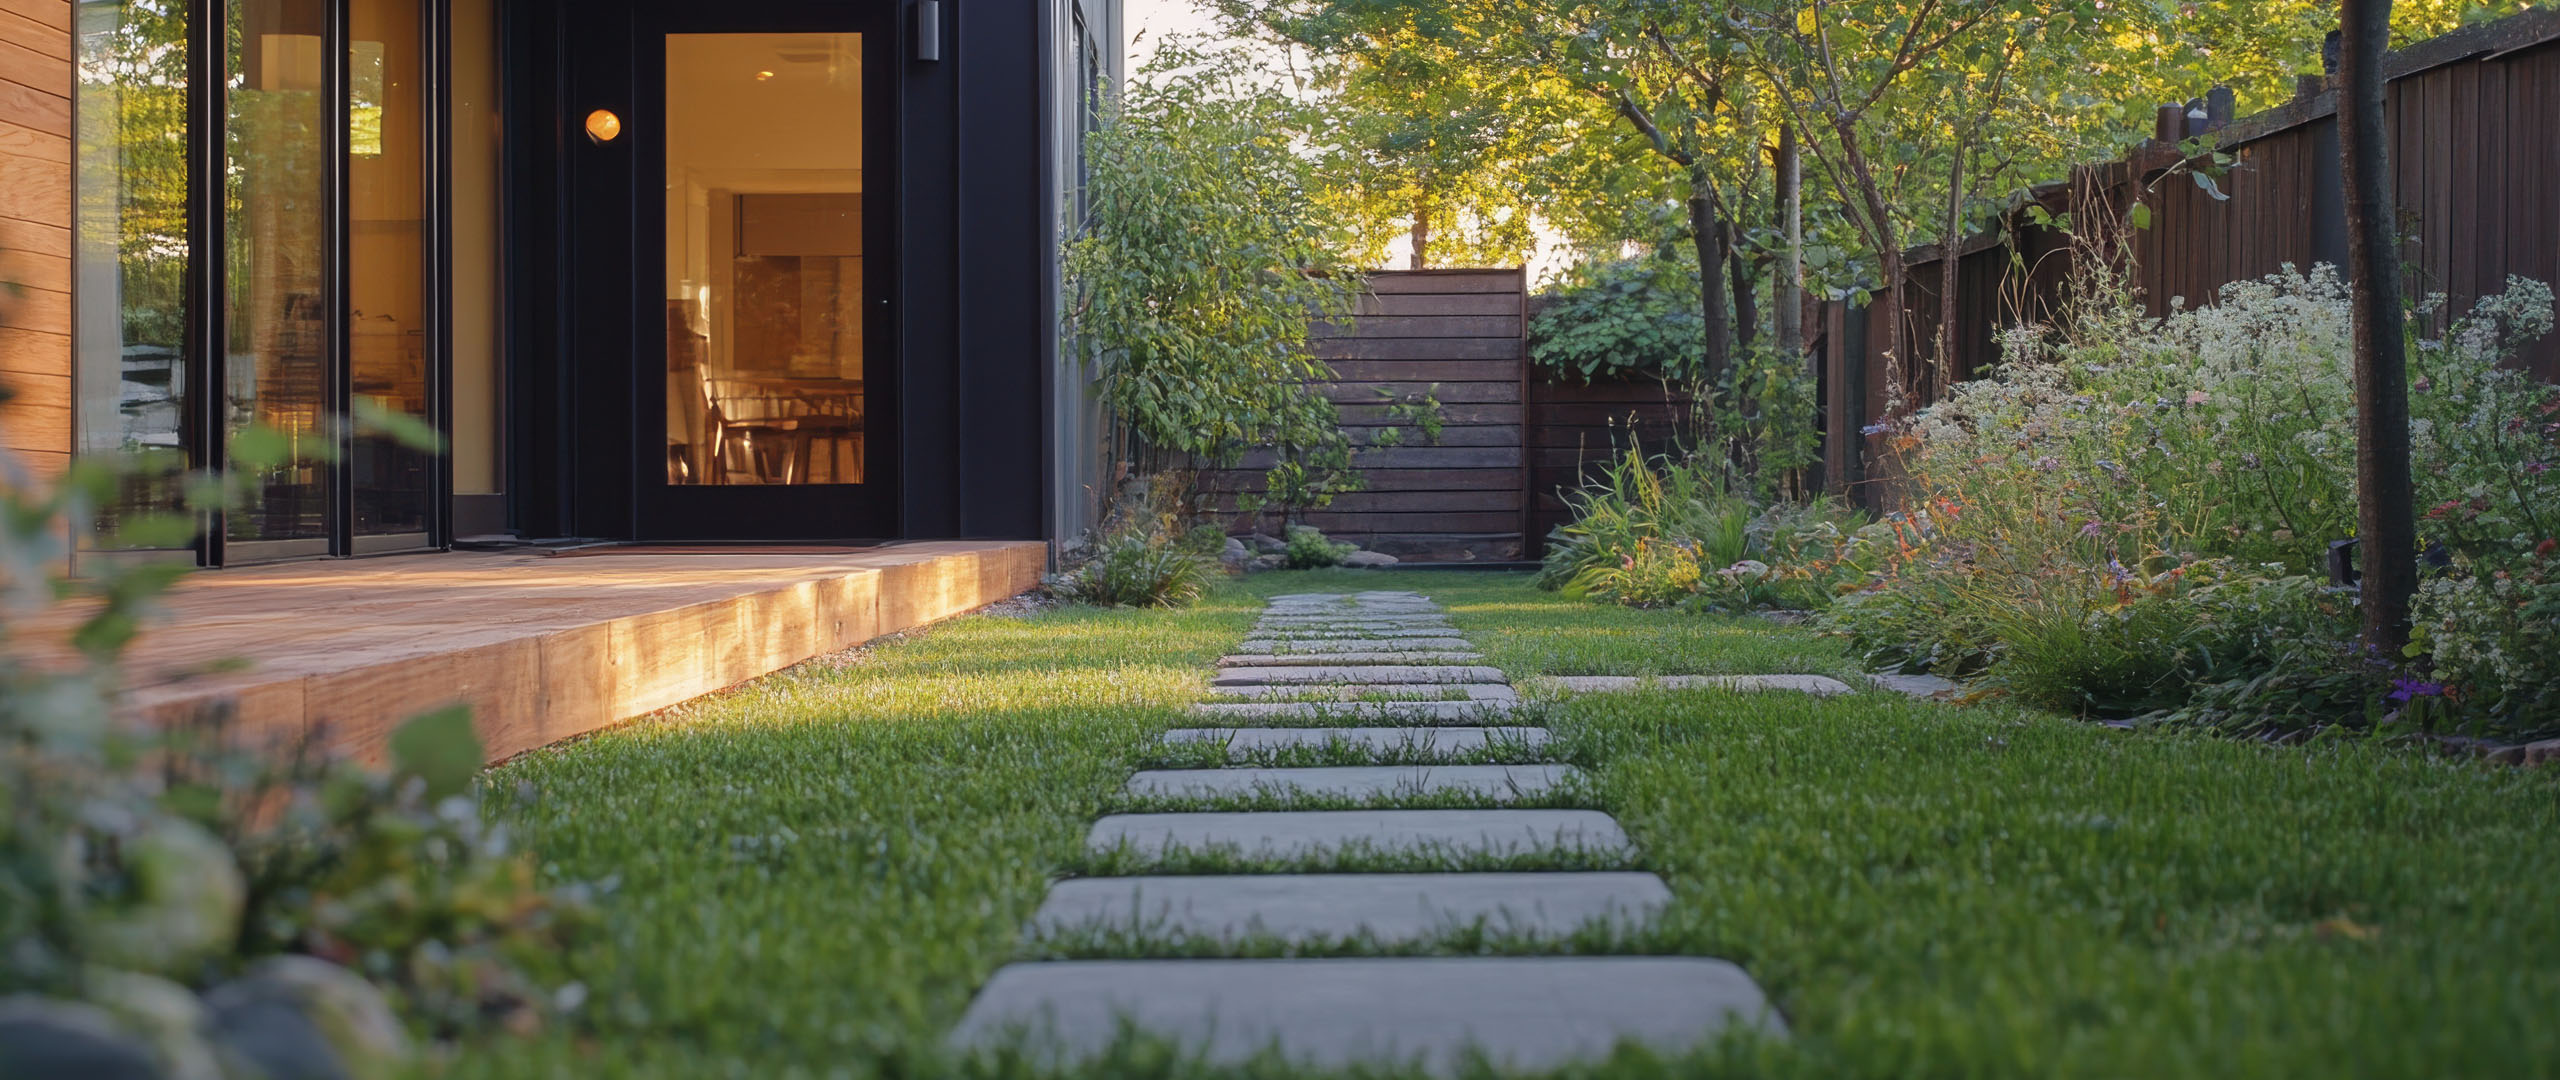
1836,267,2560,734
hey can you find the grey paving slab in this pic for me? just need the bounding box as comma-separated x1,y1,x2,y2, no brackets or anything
1160,726,1551,755
1087,809,1630,860
1216,665,1509,686
1245,628,1473,641
1533,673,1856,697
1029,872,1669,943
1190,699,1520,723
1208,683,1517,702
1870,672,1961,699
1223,644,1484,660
1255,615,1455,627
949,957,1783,1072
1124,764,1579,801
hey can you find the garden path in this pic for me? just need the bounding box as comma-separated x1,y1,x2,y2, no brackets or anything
950,591,1785,1073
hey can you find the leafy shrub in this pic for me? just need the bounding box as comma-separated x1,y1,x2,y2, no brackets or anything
1833,267,2558,735
1537,445,1873,610
1529,257,1705,382
1283,525,1355,569
1177,523,1230,556
1050,534,1215,608
0,449,585,1075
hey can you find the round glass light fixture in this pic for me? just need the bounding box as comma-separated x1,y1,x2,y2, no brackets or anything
584,109,623,144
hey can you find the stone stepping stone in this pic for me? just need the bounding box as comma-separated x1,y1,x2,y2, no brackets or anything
1123,764,1578,801
1207,683,1517,702
1088,809,1630,860
1222,652,1485,667
1532,674,1855,697
1161,726,1551,756
1245,628,1470,641
1029,871,1669,943
948,956,1783,1072
1232,638,1478,654
1256,615,1454,627
1869,672,1960,699
1190,700,1519,723
1216,665,1508,686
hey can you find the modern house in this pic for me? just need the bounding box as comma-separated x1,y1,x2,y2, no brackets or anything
0,0,1120,758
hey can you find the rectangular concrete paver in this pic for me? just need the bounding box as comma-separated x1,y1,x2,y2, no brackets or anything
1207,683,1517,702
1124,764,1579,802
1030,872,1670,943
1531,674,1854,696
1189,699,1519,723
1243,629,1472,641
1222,651,1484,665
1160,726,1550,755
1216,665,1508,686
1087,809,1630,860
949,957,1783,1073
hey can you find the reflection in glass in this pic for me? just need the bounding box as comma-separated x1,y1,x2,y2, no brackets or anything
349,0,430,535
225,0,333,542
663,33,866,486
72,0,192,546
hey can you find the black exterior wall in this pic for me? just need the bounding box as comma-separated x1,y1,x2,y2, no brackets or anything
499,0,1055,541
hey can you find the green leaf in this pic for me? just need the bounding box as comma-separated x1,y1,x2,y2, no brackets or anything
228,425,295,470
389,705,483,800
110,512,200,549
2191,171,2229,202
2129,202,2154,230
353,397,450,453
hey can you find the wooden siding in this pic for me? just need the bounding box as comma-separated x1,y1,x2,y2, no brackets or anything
1820,8,2560,503
1206,268,1530,562
0,0,68,479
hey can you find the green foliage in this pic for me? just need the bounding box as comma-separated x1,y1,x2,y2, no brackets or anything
1373,384,1445,445
1051,534,1216,609
1282,525,1356,570
0,446,586,1069
1529,257,1706,382
1177,524,1231,556
1066,39,1358,476
1830,270,2559,735
1536,445,1874,611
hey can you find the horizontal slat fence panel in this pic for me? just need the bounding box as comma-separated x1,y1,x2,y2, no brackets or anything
1203,268,1530,562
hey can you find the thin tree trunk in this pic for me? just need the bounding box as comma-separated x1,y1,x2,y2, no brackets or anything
1732,250,1759,352
1936,147,1965,401
1775,124,1804,363
1410,194,1431,270
1832,121,1908,417
1686,176,1733,386
2340,0,2416,652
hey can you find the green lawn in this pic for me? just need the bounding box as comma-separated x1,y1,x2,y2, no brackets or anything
461,570,2560,1079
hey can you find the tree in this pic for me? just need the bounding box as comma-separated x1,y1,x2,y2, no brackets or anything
1065,40,1361,503
2337,0,2417,652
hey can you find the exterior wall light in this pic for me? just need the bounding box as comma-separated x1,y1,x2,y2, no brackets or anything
585,109,623,144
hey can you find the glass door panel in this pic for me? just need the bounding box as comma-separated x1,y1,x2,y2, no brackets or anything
662,32,866,487
224,0,333,547
349,0,431,538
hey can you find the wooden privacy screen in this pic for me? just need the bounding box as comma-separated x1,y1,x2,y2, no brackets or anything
1528,373,1699,551
1204,268,1531,562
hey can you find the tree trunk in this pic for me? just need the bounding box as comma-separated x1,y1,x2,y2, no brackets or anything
1731,250,1758,352
1831,119,1908,417
2340,0,2417,652
1410,194,1431,270
1936,147,1966,401
1685,177,1733,386
1775,124,1804,364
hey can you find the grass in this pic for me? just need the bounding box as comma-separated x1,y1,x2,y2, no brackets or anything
458,569,2560,1079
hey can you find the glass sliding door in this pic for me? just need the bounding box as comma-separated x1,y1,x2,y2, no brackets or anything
223,0,334,553
347,0,431,545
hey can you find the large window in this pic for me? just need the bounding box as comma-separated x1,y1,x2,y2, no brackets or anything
73,0,193,546
73,0,448,562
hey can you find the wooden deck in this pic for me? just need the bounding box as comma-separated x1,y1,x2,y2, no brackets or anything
35,541,1045,764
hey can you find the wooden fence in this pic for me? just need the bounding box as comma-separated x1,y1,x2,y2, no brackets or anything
1206,268,1533,562
1818,7,2560,499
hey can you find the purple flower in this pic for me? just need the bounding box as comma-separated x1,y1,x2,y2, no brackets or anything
2386,678,2447,704
2527,462,2551,475
1860,422,1890,437
2034,455,2062,472
2079,520,2103,538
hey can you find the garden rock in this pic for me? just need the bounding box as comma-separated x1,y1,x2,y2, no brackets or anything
0,997,167,1080
1342,550,1400,568
1247,554,1288,572
1221,538,1249,569
1251,533,1287,554
205,957,408,1080
85,970,224,1080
